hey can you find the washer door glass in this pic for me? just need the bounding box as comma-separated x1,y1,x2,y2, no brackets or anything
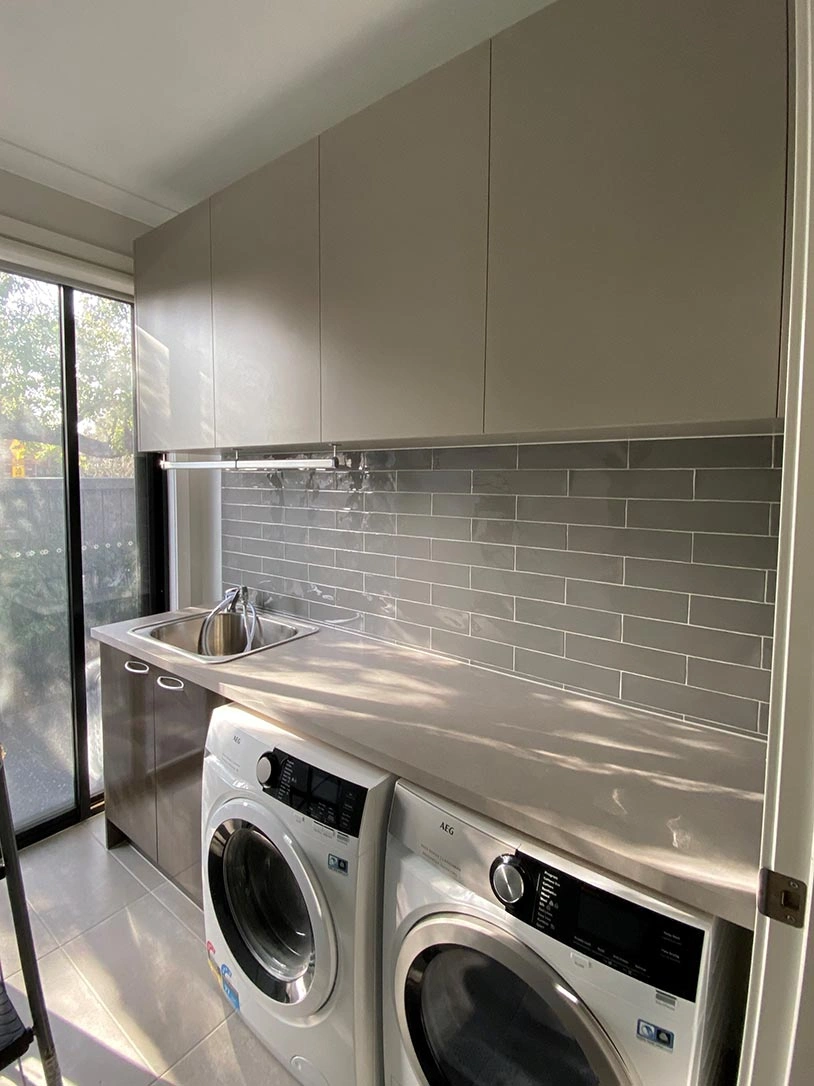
208,816,327,1006
397,917,632,1086
410,947,598,1086
224,825,312,980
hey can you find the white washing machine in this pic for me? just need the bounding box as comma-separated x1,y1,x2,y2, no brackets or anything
202,704,394,1086
383,782,749,1086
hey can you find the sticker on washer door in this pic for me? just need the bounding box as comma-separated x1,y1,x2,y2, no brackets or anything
637,1020,674,1051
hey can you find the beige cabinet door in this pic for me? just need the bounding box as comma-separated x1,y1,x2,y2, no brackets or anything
486,0,787,434
211,140,320,448
134,201,214,451
320,44,490,443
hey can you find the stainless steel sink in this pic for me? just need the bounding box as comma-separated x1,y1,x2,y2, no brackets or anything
131,610,318,664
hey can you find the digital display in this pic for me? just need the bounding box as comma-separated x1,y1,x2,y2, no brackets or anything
577,888,645,957
510,851,706,1002
311,772,341,806
269,749,368,838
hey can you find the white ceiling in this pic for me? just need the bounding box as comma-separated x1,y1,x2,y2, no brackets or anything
0,0,551,227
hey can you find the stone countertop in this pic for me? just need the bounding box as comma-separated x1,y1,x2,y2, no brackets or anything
92,609,766,929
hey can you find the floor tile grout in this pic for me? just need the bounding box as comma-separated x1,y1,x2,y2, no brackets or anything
149,887,205,944
59,934,167,1078
145,1008,237,1085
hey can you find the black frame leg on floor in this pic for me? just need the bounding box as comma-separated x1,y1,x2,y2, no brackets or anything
0,747,62,1086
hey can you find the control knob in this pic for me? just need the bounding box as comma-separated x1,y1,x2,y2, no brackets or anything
490,855,526,906
256,752,280,789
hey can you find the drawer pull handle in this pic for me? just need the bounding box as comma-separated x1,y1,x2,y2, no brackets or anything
157,675,185,691
124,660,149,674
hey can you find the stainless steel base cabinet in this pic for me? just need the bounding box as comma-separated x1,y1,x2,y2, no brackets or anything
101,645,158,863
154,673,225,905
100,645,226,905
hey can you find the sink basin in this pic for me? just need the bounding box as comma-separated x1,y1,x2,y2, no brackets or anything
131,609,318,664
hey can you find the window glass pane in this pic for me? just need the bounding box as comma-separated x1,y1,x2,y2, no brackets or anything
0,272,75,828
74,290,148,794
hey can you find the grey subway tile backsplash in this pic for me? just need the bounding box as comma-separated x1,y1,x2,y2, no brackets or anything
433,445,517,470
628,499,770,535
694,468,782,502
363,614,431,648
431,583,514,620
569,469,693,499
566,580,689,623
470,614,564,655
431,628,514,669
689,595,775,637
398,470,471,493
365,573,431,603
516,546,623,584
396,600,470,634
565,633,685,683
567,525,692,562
471,567,565,604
365,533,430,558
624,558,766,601
628,436,773,468
336,549,395,575
396,557,470,587
692,533,778,570
515,648,621,698
473,469,567,496
515,598,621,640
433,494,517,519
397,514,471,540
686,658,772,702
431,538,515,569
472,519,566,549
620,674,760,730
518,441,627,469
623,616,763,668
518,496,626,526
223,434,781,736
364,491,432,514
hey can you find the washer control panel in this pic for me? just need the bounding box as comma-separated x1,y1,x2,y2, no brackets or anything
258,748,368,838
503,851,705,1002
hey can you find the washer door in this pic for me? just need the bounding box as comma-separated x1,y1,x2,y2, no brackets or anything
395,914,636,1086
207,797,337,1016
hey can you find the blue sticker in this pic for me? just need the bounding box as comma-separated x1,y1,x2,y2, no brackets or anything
328,854,349,875
220,963,232,979
222,976,240,1011
637,1020,674,1050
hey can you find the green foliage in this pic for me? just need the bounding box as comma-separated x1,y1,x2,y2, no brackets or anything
0,271,134,475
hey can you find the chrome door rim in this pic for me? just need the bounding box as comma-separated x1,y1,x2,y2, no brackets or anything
206,796,337,1016
394,912,637,1086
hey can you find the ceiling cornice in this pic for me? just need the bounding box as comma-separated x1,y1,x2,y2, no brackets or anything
0,138,178,227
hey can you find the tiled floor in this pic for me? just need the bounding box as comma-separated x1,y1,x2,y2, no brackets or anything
0,816,298,1086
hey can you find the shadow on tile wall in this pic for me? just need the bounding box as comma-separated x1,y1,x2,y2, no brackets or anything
222,435,782,737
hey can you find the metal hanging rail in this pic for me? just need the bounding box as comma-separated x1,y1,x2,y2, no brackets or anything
158,450,339,472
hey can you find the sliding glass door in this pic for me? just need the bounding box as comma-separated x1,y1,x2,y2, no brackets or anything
0,274,74,828
0,270,164,836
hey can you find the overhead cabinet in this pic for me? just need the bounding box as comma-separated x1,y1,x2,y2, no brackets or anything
211,140,321,448
319,43,490,443
132,0,787,451
134,200,215,451
484,0,787,433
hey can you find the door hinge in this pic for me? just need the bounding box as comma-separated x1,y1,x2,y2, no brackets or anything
758,868,807,928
